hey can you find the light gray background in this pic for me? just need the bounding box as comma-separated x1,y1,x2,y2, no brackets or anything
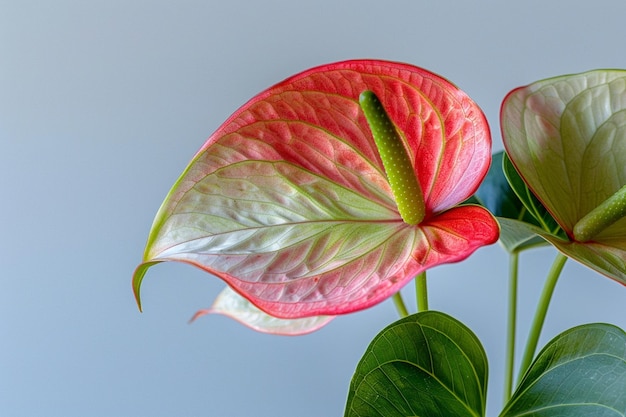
2,1,626,416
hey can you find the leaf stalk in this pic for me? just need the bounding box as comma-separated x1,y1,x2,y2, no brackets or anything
517,252,567,384
415,271,429,312
503,251,519,403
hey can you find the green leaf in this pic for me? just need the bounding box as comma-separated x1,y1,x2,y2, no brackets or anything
497,218,626,285
473,151,548,252
497,217,548,253
475,151,528,220
501,323,626,417
502,153,564,237
344,311,487,417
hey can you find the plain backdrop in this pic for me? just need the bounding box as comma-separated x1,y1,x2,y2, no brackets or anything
2,1,626,416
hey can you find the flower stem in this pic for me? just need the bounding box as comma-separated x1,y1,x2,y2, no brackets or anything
517,252,567,384
415,271,428,312
392,292,409,318
503,251,519,403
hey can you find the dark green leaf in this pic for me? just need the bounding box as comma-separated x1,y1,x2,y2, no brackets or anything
344,311,487,417
501,323,626,417
475,151,530,220
497,217,548,253
503,153,565,238
472,151,546,252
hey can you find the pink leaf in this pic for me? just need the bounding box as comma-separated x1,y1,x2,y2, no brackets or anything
192,286,333,335
134,60,498,322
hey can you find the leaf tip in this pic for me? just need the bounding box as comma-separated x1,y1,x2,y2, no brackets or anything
132,261,160,313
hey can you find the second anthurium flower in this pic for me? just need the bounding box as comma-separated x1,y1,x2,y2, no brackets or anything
133,60,499,332
501,69,626,285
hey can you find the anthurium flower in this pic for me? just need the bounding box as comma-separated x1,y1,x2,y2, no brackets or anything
501,69,626,285
133,60,498,329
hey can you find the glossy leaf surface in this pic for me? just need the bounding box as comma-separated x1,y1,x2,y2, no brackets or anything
344,311,488,417
191,286,333,335
501,70,626,284
501,323,626,417
134,60,497,319
474,151,528,220
498,217,626,281
502,153,564,237
497,218,550,254
473,151,547,252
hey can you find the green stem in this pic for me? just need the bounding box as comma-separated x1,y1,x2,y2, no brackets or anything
503,251,519,403
415,271,428,312
392,292,409,318
517,252,567,384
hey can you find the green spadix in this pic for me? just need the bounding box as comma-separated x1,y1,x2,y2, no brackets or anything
573,184,626,242
359,91,425,225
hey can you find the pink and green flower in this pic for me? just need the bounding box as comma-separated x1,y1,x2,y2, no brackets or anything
133,60,499,333
501,69,626,285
